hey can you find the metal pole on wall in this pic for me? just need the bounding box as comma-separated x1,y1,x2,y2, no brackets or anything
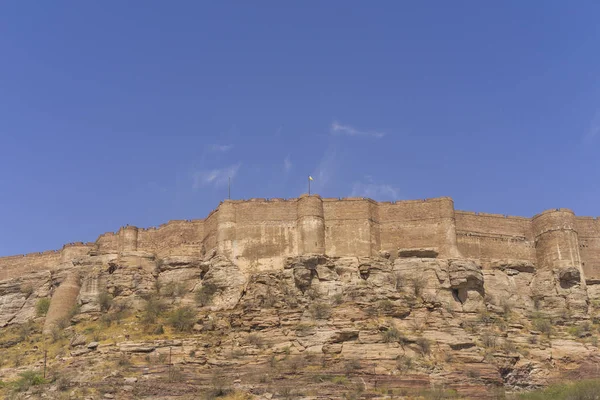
308,175,311,195
228,177,231,200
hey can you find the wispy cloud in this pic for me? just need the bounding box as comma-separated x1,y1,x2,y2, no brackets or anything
209,144,233,152
585,110,600,142
284,155,292,173
350,180,399,200
331,121,385,139
310,147,337,192
193,163,241,189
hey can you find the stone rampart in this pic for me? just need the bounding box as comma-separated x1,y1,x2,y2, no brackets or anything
1,196,600,280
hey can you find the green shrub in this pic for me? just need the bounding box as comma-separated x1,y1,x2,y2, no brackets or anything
20,285,34,297
532,316,553,338
309,303,332,320
13,370,46,392
501,339,517,353
377,299,395,313
36,298,51,316
343,358,361,374
396,355,413,372
416,337,431,356
481,331,497,348
141,296,167,326
18,321,36,342
97,291,113,312
418,386,459,399
411,276,426,297
168,306,196,332
50,326,63,343
117,353,131,367
381,326,407,344
163,281,186,298
518,378,600,399
247,333,264,348
332,293,344,305
195,282,218,306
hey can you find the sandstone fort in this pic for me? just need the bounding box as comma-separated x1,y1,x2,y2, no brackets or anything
2,194,600,398
2,194,599,281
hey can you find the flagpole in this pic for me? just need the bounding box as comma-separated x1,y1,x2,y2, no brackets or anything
228,177,231,200
308,175,311,196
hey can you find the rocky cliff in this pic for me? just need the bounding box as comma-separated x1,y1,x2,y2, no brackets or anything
1,245,600,399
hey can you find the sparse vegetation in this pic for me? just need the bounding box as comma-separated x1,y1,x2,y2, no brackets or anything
35,298,51,316
141,295,167,326
532,314,553,338
343,358,361,374
309,303,332,320
295,323,314,334
416,337,431,356
528,335,539,344
20,285,34,297
518,378,600,399
500,299,513,317
501,339,517,353
392,272,404,291
163,281,186,298
478,309,494,325
377,299,395,313
481,331,497,348
247,333,264,348
97,291,113,312
195,282,218,306
50,326,63,343
381,326,408,344
168,306,196,332
396,354,413,372
411,276,426,297
333,293,344,305
568,322,591,338
12,370,46,392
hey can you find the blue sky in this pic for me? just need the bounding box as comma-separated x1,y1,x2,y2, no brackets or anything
1,2,599,256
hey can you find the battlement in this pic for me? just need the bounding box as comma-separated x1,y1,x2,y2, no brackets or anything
1,196,600,281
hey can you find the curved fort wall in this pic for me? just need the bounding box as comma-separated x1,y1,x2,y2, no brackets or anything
532,209,581,270
576,217,600,280
2,196,600,280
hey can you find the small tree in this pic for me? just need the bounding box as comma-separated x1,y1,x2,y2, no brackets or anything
411,276,426,297
141,296,167,326
97,291,113,312
195,282,218,306
415,337,431,356
168,306,197,332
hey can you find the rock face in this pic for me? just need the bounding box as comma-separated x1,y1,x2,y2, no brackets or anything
2,248,600,399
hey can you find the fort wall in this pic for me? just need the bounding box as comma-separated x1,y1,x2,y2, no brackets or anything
455,212,536,261
576,217,600,280
2,196,600,282
378,197,459,258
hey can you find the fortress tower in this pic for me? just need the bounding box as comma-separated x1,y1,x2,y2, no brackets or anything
217,200,237,259
297,194,326,254
532,209,582,270
119,225,139,252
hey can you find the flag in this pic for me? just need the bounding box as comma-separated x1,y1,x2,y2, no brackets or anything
309,176,314,181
